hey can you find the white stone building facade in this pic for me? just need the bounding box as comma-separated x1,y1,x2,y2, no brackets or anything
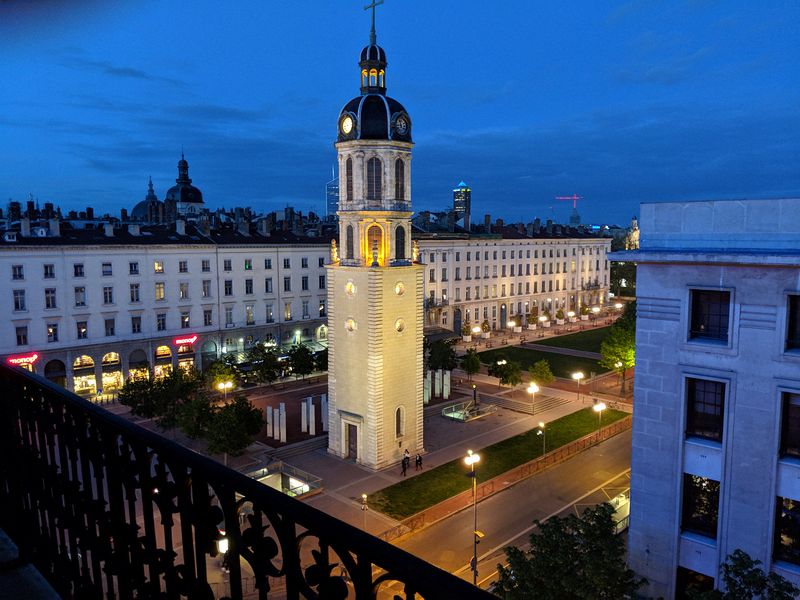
617,198,800,597
418,236,611,332
1,228,329,396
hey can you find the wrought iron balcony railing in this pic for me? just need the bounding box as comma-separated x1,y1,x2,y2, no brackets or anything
0,364,492,600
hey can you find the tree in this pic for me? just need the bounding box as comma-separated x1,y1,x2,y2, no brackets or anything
493,503,645,599
428,339,458,372
206,395,264,465
118,377,162,418
599,325,636,393
177,393,214,439
616,300,637,332
287,343,315,380
687,550,799,600
499,360,522,388
245,344,280,385
528,359,555,386
155,368,203,430
204,359,240,390
610,260,637,297
461,348,481,381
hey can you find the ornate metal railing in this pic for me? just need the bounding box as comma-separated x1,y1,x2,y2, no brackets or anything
0,365,492,600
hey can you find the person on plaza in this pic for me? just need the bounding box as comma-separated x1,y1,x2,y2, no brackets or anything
415,453,422,470
403,448,410,463
401,457,407,477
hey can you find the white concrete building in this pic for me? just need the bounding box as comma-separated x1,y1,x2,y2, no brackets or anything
616,198,800,597
1,220,329,396
417,234,611,332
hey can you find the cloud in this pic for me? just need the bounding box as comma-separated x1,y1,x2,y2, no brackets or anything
59,56,187,89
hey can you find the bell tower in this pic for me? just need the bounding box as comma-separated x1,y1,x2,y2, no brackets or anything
326,6,424,469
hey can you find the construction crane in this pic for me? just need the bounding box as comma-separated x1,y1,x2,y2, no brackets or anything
555,193,584,209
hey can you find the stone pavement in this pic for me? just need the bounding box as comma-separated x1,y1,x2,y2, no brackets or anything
282,389,590,537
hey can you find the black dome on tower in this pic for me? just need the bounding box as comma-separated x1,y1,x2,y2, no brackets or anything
337,18,412,143
164,153,203,205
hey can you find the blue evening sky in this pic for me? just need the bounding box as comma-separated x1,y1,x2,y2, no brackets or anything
2,0,798,225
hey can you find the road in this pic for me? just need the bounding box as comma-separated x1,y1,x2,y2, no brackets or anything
394,429,632,587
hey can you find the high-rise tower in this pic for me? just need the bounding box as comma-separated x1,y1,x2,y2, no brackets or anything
326,8,424,469
453,180,471,230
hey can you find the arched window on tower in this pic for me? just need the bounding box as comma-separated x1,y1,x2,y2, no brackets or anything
379,69,385,87
394,159,405,201
345,225,354,260
345,157,353,202
367,225,383,263
367,157,382,201
395,407,404,438
361,69,368,87
395,225,406,260
369,69,378,86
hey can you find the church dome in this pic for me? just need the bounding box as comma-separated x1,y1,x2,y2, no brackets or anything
165,154,203,204
337,36,412,143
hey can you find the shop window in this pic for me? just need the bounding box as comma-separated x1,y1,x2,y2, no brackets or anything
681,474,720,539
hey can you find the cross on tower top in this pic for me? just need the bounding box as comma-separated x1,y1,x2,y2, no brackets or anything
364,0,384,46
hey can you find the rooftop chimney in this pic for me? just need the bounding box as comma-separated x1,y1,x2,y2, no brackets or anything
20,217,30,237
104,222,114,237
175,219,186,236
49,218,60,237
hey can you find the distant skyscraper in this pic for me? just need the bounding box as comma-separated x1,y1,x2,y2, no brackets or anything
453,181,471,230
326,166,339,218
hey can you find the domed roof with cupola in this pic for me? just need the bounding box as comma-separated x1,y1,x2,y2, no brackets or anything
164,153,203,205
336,8,412,144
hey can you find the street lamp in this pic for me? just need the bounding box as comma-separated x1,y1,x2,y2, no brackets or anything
361,493,368,531
614,302,623,310
464,449,482,585
527,382,539,414
472,325,481,336
593,400,607,433
217,529,229,572
506,320,516,332
217,380,233,402
472,384,479,408
571,372,585,403
537,421,546,455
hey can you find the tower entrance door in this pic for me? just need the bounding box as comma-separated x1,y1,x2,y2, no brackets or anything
346,424,358,460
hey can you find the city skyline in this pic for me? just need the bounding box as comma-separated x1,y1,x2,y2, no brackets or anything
2,0,798,225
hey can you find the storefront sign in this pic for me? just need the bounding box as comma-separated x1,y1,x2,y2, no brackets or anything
7,352,39,366
173,335,198,346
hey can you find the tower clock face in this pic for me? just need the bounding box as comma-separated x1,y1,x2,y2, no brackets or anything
395,116,409,135
341,116,354,135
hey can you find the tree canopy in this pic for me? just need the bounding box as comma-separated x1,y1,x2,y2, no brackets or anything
461,348,481,381
688,549,799,600
428,339,458,372
600,301,636,392
206,395,264,458
528,359,555,386
493,503,645,599
245,344,280,384
287,343,315,379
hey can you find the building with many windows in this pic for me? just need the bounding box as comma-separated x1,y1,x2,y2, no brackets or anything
417,229,611,333
1,219,330,396
616,198,800,597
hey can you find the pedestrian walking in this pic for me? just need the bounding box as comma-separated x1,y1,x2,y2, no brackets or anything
415,454,422,470
403,449,410,463
401,457,407,477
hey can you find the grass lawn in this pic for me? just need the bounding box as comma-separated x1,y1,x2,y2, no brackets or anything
369,407,628,520
479,346,608,378
534,326,611,354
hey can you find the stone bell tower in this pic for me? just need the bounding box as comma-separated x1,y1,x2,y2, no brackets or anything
326,7,424,469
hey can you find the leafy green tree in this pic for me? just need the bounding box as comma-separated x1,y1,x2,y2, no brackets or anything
428,339,458,372
461,348,481,381
206,395,264,465
528,360,555,386
118,377,162,418
610,261,637,297
487,354,508,379
499,360,522,388
493,503,645,599
599,325,636,393
155,368,203,430
287,343,315,380
178,393,214,439
245,344,280,384
616,300,637,332
688,549,799,600
204,359,240,390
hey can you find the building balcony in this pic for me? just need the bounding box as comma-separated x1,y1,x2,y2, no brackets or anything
0,364,491,600
581,280,602,290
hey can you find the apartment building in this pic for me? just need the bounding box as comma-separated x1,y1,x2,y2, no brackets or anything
1,220,329,396
617,198,800,597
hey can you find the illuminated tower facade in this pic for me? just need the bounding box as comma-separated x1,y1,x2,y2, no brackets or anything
326,14,424,469
453,180,471,230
